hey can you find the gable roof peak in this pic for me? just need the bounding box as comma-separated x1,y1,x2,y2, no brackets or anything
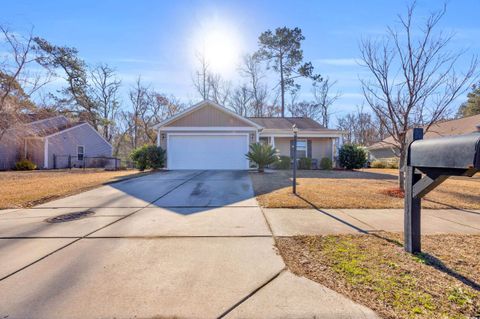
152,99,263,129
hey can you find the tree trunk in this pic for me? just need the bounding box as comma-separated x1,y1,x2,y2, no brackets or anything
398,149,406,190
280,57,285,118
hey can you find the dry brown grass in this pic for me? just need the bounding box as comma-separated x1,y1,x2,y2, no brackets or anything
277,233,480,319
0,169,145,209
251,169,480,209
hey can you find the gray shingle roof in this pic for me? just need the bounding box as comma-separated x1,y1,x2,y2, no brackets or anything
248,117,325,130
368,114,480,150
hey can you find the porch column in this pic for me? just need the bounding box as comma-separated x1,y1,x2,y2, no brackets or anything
271,136,275,148
24,139,27,159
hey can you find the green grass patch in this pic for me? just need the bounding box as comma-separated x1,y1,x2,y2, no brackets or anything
278,234,480,319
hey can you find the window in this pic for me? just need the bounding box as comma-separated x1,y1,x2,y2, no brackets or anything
259,137,269,145
77,146,85,161
295,140,307,158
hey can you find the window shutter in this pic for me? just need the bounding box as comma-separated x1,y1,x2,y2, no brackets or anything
307,140,312,159
290,140,294,158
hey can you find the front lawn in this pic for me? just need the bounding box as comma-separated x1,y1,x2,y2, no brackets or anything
277,233,480,319
0,169,146,209
250,169,480,209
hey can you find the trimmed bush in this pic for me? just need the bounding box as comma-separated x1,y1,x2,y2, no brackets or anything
386,158,399,169
339,144,367,170
371,160,387,168
130,145,165,171
371,158,399,169
245,143,278,173
15,159,37,170
298,157,312,170
320,157,333,170
275,155,291,170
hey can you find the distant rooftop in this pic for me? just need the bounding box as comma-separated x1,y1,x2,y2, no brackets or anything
369,114,480,150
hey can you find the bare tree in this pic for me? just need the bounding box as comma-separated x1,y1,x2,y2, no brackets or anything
153,93,184,119
116,78,185,155
312,78,340,127
208,73,231,105
90,64,121,142
0,26,51,141
337,106,383,146
192,51,211,100
263,91,282,117
286,79,339,125
230,84,252,116
288,100,316,118
336,113,356,144
239,54,269,116
126,78,151,149
359,2,477,189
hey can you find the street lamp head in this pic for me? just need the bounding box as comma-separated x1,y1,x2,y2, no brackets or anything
292,124,298,134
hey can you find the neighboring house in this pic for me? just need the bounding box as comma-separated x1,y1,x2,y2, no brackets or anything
368,114,480,160
153,100,345,170
0,115,113,170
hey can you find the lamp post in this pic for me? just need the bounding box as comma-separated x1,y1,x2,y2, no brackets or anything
292,124,298,194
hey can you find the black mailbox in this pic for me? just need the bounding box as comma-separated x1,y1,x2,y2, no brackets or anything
410,132,480,170
404,129,480,254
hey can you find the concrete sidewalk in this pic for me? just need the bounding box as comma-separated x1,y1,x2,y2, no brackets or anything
0,170,379,319
263,208,480,236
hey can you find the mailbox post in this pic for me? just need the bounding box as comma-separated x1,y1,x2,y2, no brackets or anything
404,128,423,253
404,128,480,253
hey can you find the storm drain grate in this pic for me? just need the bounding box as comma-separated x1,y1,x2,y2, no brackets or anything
45,210,95,223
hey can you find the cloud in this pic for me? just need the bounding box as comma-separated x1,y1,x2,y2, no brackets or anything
316,58,360,66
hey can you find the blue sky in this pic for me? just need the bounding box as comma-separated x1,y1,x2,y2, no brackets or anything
3,0,479,124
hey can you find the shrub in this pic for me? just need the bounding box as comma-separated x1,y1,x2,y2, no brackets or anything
386,158,399,169
298,157,312,170
339,144,367,170
246,143,278,173
275,155,291,170
371,158,399,169
130,145,165,171
15,159,37,170
371,160,387,168
320,157,333,170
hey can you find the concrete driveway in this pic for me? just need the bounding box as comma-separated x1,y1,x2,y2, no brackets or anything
0,170,377,319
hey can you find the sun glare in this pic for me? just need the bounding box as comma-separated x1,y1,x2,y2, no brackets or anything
192,18,242,75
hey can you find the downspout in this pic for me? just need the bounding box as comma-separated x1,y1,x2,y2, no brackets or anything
43,137,49,169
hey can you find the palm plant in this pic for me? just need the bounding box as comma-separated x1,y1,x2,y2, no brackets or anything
245,143,278,173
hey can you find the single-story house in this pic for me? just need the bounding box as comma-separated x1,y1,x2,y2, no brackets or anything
368,114,480,160
153,100,345,170
0,115,113,170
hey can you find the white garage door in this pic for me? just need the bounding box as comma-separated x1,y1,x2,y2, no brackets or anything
167,134,249,170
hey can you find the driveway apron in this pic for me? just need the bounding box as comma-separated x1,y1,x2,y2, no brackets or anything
0,170,378,319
